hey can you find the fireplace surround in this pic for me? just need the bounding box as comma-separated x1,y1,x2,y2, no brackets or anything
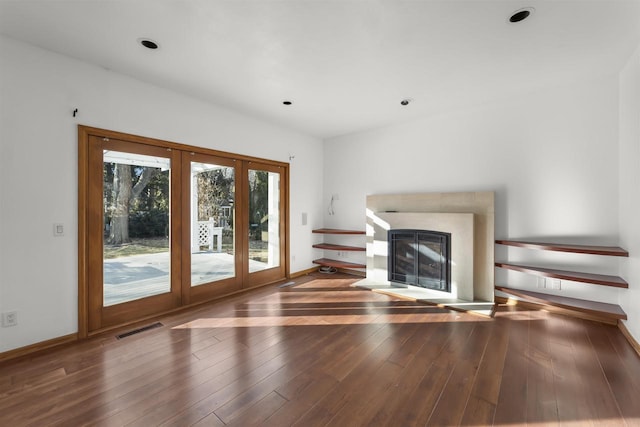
359,191,495,303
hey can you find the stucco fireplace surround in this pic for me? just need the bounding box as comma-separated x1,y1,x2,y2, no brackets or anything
355,191,495,312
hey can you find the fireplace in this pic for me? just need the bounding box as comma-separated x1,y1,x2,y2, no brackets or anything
356,192,495,313
364,209,477,301
388,229,451,292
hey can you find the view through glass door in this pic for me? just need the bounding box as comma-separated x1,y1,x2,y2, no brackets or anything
103,151,172,306
245,163,286,287
183,153,242,304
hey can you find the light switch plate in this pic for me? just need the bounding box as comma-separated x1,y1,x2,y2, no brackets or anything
53,223,64,236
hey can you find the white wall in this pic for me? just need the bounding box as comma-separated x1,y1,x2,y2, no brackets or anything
619,44,640,342
323,74,623,308
0,35,324,352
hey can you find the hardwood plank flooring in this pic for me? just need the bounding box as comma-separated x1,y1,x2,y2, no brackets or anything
1,273,639,426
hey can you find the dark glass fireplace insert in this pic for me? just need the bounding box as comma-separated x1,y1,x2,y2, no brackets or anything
388,229,451,292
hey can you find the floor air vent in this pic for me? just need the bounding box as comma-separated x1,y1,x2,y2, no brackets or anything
278,281,296,288
116,322,163,340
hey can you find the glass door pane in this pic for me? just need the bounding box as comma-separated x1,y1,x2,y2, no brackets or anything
190,161,235,286
248,168,281,273
102,151,171,306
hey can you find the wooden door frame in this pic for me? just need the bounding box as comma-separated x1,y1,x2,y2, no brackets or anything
86,136,182,331
180,151,244,306
78,125,290,338
242,161,288,289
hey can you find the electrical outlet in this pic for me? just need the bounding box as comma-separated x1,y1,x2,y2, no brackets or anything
2,311,18,327
551,279,561,290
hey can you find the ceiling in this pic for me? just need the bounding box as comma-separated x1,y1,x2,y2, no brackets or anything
1,0,639,139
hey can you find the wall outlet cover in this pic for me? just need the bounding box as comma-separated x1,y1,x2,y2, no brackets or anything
1,311,18,327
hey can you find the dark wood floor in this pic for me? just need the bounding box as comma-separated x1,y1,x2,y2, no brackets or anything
1,273,640,426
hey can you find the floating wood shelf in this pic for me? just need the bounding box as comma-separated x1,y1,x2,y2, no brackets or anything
312,243,365,251
495,262,628,288
495,240,628,257
495,286,627,321
312,228,366,235
312,229,365,271
313,258,366,269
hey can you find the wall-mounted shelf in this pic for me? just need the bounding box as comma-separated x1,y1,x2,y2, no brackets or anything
312,243,365,251
312,258,366,269
495,286,627,322
312,228,366,271
495,240,628,257
495,262,628,288
312,228,366,235
495,239,629,323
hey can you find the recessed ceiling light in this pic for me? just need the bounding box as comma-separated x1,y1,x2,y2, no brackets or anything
509,7,535,23
138,38,159,49
283,101,293,106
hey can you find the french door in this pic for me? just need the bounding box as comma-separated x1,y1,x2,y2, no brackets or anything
181,152,241,305
80,127,288,335
243,162,286,288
